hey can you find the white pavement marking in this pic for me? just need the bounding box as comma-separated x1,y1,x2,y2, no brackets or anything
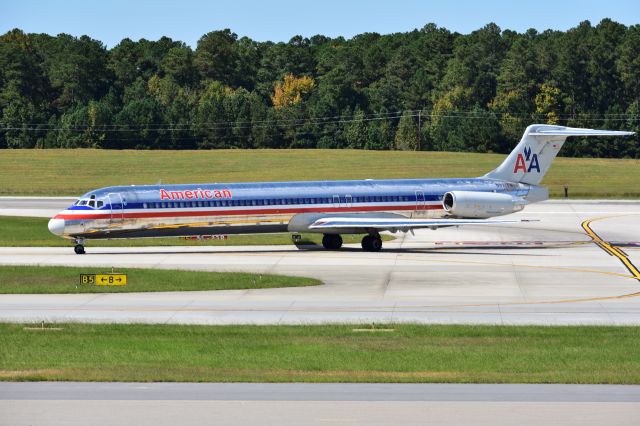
0,201,640,325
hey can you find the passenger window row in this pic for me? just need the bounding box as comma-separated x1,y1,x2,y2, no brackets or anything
141,196,413,209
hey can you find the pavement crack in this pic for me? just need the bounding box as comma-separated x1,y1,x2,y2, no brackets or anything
164,298,197,324
277,301,296,325
61,293,104,321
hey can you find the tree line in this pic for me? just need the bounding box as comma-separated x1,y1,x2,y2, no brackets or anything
1,19,639,157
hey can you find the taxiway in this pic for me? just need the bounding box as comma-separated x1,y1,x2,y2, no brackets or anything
2,382,639,426
1,200,639,325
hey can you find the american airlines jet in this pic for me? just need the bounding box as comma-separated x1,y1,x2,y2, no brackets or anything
48,124,633,254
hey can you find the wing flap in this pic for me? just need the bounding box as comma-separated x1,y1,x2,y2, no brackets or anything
309,216,520,230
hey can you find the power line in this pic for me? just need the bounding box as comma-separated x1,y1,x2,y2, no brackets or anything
2,110,638,133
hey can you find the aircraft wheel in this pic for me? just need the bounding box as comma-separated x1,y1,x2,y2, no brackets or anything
74,244,85,255
322,234,343,250
361,235,372,251
370,235,382,252
362,234,382,252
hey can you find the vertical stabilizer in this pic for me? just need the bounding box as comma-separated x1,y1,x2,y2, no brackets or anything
484,124,634,185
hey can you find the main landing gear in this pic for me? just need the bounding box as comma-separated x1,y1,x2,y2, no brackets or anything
361,233,382,252
321,233,383,252
74,239,85,255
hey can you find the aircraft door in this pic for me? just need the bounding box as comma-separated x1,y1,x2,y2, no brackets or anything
333,194,340,209
345,195,352,208
415,190,425,211
109,193,124,224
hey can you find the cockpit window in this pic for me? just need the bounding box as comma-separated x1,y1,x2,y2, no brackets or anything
76,197,106,208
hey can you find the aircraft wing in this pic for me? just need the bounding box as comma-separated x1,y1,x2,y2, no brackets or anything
308,216,521,231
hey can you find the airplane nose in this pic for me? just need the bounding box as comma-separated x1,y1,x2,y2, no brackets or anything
48,218,65,236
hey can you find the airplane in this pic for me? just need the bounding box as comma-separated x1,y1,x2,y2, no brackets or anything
47,124,634,254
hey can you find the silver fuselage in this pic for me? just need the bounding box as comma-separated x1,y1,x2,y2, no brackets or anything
48,177,538,240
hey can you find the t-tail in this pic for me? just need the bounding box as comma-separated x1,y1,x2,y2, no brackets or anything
484,124,634,185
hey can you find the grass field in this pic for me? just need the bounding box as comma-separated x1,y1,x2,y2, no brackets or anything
2,149,640,198
0,216,392,247
1,323,639,383
0,265,319,294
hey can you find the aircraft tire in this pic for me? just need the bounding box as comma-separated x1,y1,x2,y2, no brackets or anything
322,234,342,250
74,244,85,255
362,234,382,252
361,235,372,251
370,235,382,251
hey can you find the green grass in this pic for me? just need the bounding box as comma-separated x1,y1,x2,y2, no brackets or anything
1,323,639,383
0,265,319,294
0,216,392,247
2,149,640,198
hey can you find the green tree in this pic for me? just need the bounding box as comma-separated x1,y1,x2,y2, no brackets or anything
490,33,539,143
617,25,640,105
194,80,230,148
438,23,507,107
41,34,110,109
1,99,40,148
0,23,638,155
365,118,393,150
394,112,418,151
551,21,593,116
112,96,164,149
343,108,367,149
195,30,239,86
588,19,626,113
162,46,197,86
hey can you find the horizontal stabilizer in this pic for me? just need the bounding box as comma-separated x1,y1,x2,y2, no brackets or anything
528,128,634,137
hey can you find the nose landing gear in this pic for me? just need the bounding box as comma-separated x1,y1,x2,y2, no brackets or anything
74,239,85,255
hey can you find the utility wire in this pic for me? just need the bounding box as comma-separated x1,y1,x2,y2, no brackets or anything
2,110,638,133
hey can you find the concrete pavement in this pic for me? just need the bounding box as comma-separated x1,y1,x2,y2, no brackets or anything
2,382,639,425
0,196,74,217
1,201,639,325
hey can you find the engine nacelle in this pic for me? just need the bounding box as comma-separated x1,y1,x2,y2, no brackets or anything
442,191,526,218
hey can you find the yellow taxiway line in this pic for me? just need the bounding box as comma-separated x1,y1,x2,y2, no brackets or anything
582,217,640,281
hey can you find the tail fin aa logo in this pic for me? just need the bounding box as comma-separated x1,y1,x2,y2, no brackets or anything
513,146,540,173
